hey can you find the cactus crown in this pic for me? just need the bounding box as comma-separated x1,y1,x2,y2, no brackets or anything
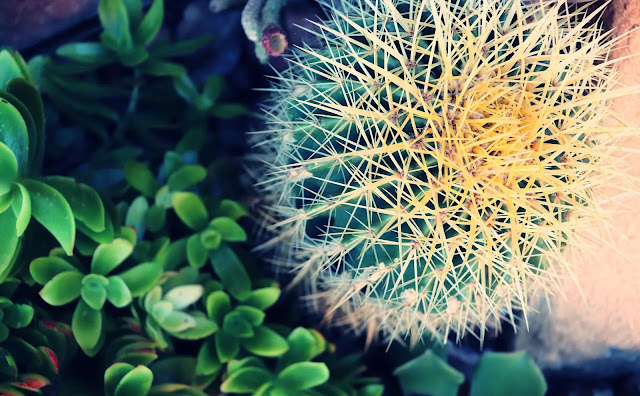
253,0,635,344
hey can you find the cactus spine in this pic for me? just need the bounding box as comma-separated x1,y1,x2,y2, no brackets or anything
252,0,637,344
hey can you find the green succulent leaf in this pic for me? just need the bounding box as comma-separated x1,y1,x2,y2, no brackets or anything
217,199,248,220
105,363,135,396
241,326,289,357
44,176,105,232
30,256,79,285
10,183,30,236
139,59,186,77
394,350,464,396
72,299,103,355
276,362,329,392
205,291,231,324
91,238,134,275
20,179,75,255
210,245,251,301
125,195,148,238
39,271,83,306
215,330,239,363
0,50,26,88
0,210,18,274
223,312,254,338
124,162,158,198
134,0,163,46
80,274,109,310
186,234,207,269
149,35,212,58
98,0,134,52
158,311,196,333
203,75,223,105
119,262,162,297
234,305,265,327
114,365,154,396
172,315,218,340
164,285,203,310
244,287,281,310
122,0,142,24
56,42,114,64
199,229,221,250
172,192,208,231
3,304,33,329
0,96,28,176
167,165,206,192
0,143,17,183
220,367,272,394
106,276,133,308
209,217,246,242
196,338,221,376
143,204,166,233
209,103,247,119
470,352,547,396
278,327,319,369
173,74,199,104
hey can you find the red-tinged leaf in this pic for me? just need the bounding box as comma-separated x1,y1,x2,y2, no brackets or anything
39,347,59,374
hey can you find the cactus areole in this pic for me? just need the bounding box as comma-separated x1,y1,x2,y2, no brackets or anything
254,0,635,344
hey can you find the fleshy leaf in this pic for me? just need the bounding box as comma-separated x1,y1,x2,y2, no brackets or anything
172,192,208,231
196,338,221,376
167,165,206,192
210,245,251,301
72,299,103,355
20,179,75,255
39,271,83,306
244,287,281,310
205,291,231,324
186,234,207,268
164,285,203,310
119,262,162,296
105,362,135,396
91,238,133,275
241,326,289,357
276,362,329,392
394,350,464,396
134,0,164,46
44,176,105,232
106,276,133,308
30,256,79,285
124,162,158,198
220,367,272,394
209,217,246,242
11,183,30,236
0,142,17,183
215,330,239,363
80,274,109,310
0,210,19,277
114,365,153,396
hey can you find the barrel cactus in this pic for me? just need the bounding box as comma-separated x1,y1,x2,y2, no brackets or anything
252,0,636,343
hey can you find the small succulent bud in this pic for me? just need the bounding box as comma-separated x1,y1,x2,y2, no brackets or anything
261,24,288,57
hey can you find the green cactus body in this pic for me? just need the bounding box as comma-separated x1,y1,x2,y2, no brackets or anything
254,0,634,343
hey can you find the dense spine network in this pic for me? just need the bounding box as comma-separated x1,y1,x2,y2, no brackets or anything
251,0,637,344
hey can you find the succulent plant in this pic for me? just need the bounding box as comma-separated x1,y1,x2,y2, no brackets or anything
252,0,637,343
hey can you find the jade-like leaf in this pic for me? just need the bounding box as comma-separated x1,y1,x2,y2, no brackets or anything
91,238,133,275
278,327,318,369
196,338,221,376
199,229,221,250
222,312,254,339
0,98,28,176
172,192,208,231
394,350,464,396
7,78,44,172
186,234,207,268
98,0,133,52
105,362,135,396
234,305,265,327
119,262,162,296
0,50,25,88
172,74,199,105
217,199,248,220
164,285,203,310
215,330,240,363
56,42,114,64
205,291,231,324
276,362,329,392
209,217,246,242
244,287,281,310
167,165,206,192
122,0,143,24
11,183,30,236
124,162,158,198
172,315,218,340
220,367,272,394
3,303,34,328
241,326,289,357
20,179,75,255
134,0,164,46
39,271,83,306
210,245,251,301
470,352,547,396
0,143,17,183
44,176,105,232
114,365,153,396
30,256,79,285
203,75,223,105
105,276,133,308
143,204,165,233
72,299,102,355
125,196,148,238
139,59,186,77
80,274,108,310
157,311,196,333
